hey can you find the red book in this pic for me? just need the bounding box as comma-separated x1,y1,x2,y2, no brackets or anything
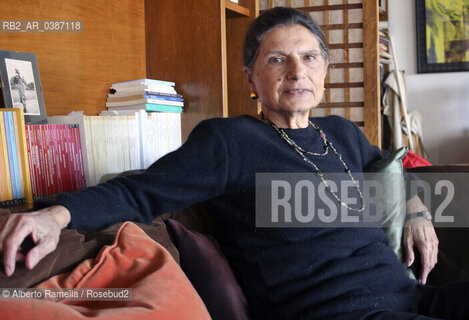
72,124,86,190
55,124,66,192
41,125,53,195
56,125,64,192
49,125,60,194
35,125,46,197
46,125,55,195
67,124,77,190
29,125,38,197
25,125,37,197
60,124,72,192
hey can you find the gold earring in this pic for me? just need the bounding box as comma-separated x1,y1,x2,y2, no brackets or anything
250,92,258,100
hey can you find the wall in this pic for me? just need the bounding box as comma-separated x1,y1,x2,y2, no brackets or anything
388,0,469,164
0,0,146,116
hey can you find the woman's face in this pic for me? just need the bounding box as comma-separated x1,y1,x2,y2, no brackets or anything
247,24,328,116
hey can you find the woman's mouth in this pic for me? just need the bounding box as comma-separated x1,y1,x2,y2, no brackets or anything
284,88,311,95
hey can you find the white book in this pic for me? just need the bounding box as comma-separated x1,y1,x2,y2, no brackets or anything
112,78,175,87
127,115,141,170
111,84,177,95
169,112,182,152
106,99,184,107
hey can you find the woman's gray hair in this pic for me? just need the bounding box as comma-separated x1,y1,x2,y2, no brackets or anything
243,7,329,73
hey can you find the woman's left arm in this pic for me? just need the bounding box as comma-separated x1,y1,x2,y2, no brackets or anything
403,195,439,284
350,118,439,284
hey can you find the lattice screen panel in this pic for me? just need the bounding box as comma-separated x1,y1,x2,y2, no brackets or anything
259,0,380,146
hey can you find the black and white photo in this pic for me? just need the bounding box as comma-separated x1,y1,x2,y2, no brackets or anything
0,50,47,123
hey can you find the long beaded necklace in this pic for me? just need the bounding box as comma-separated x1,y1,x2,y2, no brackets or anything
260,111,365,212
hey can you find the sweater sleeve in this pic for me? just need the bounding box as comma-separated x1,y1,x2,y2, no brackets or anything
34,119,229,230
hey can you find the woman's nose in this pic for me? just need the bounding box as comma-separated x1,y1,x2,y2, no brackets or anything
286,58,306,80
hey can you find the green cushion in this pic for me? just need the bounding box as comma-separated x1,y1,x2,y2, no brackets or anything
365,147,408,262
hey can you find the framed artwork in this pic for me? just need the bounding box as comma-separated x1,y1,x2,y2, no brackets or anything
416,0,469,73
0,50,47,123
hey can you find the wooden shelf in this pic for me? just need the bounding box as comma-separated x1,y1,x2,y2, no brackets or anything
1,0,258,142
225,0,250,17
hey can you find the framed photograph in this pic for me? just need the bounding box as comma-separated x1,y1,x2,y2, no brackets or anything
0,50,47,123
416,0,469,73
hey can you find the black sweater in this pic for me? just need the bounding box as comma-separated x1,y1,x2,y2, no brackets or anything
38,115,419,319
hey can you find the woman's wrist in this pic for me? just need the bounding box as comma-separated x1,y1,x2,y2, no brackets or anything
42,205,71,229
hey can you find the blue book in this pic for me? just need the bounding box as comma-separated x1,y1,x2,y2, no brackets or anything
107,103,183,113
142,94,183,102
3,112,18,199
6,112,21,199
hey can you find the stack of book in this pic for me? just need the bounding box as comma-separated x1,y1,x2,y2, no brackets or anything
106,79,184,113
379,28,392,82
0,108,33,207
25,124,86,199
48,110,182,187
379,28,391,65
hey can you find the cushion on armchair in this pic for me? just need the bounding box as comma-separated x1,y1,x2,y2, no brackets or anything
166,218,249,320
365,147,408,261
0,222,211,320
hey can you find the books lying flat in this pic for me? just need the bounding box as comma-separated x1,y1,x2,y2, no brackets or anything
112,78,175,87
106,104,183,113
107,93,183,102
109,78,180,98
110,84,177,95
106,99,184,107
107,91,183,99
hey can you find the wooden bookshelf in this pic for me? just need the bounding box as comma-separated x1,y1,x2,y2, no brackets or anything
0,0,146,117
145,0,258,140
225,1,251,17
0,0,258,141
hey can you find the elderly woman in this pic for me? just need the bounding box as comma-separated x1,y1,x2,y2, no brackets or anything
0,6,463,320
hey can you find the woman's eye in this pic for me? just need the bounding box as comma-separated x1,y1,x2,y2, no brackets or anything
269,57,284,64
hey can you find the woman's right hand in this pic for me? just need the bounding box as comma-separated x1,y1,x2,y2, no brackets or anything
0,205,71,276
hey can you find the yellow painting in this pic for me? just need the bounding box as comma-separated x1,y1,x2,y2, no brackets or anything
425,0,469,64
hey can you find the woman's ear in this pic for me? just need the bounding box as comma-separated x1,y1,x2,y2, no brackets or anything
244,68,256,93
322,60,329,81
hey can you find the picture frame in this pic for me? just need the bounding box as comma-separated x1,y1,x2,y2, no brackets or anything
415,0,469,73
0,50,47,123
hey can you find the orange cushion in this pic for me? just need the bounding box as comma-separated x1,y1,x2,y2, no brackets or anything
1,222,211,320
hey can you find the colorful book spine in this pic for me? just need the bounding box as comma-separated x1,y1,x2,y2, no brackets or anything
25,125,37,197
107,94,183,102
106,98,184,107
145,104,183,113
59,125,71,192
72,124,86,189
37,125,47,196
0,113,11,202
4,112,19,200
0,109,33,206
12,112,25,199
12,108,32,204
